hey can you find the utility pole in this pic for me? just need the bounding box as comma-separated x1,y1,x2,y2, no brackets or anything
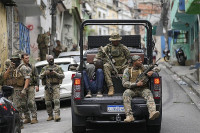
160,0,170,52
50,0,58,55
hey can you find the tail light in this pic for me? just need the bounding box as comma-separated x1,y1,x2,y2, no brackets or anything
153,77,161,99
71,74,75,80
73,78,81,100
0,99,8,111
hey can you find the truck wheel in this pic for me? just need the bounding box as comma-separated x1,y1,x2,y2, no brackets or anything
71,108,86,133
147,125,161,133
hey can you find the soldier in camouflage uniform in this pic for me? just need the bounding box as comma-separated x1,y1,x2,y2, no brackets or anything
37,32,50,61
40,55,64,122
20,53,39,124
122,55,160,122
1,59,13,100
94,33,130,96
2,53,31,129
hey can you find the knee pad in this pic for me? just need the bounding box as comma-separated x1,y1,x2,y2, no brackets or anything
54,99,60,106
45,101,52,107
28,101,35,109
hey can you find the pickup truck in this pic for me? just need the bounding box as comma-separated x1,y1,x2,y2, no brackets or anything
71,20,162,133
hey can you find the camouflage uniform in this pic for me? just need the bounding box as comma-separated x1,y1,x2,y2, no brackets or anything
22,64,39,123
37,33,50,61
3,58,31,127
40,64,64,121
1,59,13,101
122,55,159,122
53,45,63,58
95,33,130,95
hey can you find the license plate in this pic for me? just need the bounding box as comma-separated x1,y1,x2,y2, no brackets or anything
107,105,125,112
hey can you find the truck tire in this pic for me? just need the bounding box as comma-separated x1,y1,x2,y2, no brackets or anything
71,106,86,133
147,125,161,133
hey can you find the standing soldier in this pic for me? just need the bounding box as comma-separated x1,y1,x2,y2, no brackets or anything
21,53,39,124
39,55,64,122
122,55,160,122
94,32,130,96
2,53,31,129
37,31,50,61
1,59,13,100
53,40,63,58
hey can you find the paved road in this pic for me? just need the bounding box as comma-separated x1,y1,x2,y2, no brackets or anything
22,65,200,133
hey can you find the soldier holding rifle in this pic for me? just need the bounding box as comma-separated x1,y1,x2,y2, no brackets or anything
40,55,64,122
94,33,130,96
122,55,160,122
2,53,31,129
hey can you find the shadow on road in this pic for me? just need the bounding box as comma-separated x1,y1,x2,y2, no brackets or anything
36,99,71,110
86,123,147,133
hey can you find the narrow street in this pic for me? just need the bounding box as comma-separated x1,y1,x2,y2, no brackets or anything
21,65,200,133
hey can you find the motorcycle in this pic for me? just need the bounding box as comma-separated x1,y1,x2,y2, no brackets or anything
175,47,187,65
163,49,170,62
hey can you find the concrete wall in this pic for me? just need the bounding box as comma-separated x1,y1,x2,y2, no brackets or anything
0,2,8,72
26,16,41,64
62,12,73,50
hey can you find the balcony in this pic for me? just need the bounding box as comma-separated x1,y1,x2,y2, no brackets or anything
170,0,197,30
13,0,43,16
185,0,200,14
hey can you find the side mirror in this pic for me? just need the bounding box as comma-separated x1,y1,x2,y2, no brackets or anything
2,86,14,98
68,64,78,71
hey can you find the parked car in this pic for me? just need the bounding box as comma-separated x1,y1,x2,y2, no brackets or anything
35,57,77,102
58,51,86,64
0,86,21,133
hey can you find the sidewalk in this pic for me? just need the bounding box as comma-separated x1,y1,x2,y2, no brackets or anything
161,61,200,110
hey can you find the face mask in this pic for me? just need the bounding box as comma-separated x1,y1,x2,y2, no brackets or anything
48,60,54,65
11,59,20,68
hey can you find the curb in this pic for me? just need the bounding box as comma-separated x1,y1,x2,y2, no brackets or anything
161,61,200,111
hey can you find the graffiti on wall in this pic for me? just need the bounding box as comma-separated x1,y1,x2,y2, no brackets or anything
13,22,30,54
0,2,8,72
63,24,73,49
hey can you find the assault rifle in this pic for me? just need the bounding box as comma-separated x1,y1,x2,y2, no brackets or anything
136,58,161,84
100,46,122,80
45,68,53,93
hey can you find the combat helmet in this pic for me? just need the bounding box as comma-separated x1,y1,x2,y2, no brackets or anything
129,55,141,64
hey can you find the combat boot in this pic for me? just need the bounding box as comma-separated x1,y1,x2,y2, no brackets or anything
54,115,61,122
108,86,114,96
124,115,134,122
23,118,31,124
149,111,160,120
46,115,54,121
85,90,92,98
31,118,38,124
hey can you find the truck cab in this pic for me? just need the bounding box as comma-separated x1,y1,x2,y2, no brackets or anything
71,19,162,133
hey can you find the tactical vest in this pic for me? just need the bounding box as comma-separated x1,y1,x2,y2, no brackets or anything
14,64,26,87
3,69,17,86
128,67,142,83
28,64,36,86
107,44,127,66
42,64,63,85
37,34,48,49
128,66,148,88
